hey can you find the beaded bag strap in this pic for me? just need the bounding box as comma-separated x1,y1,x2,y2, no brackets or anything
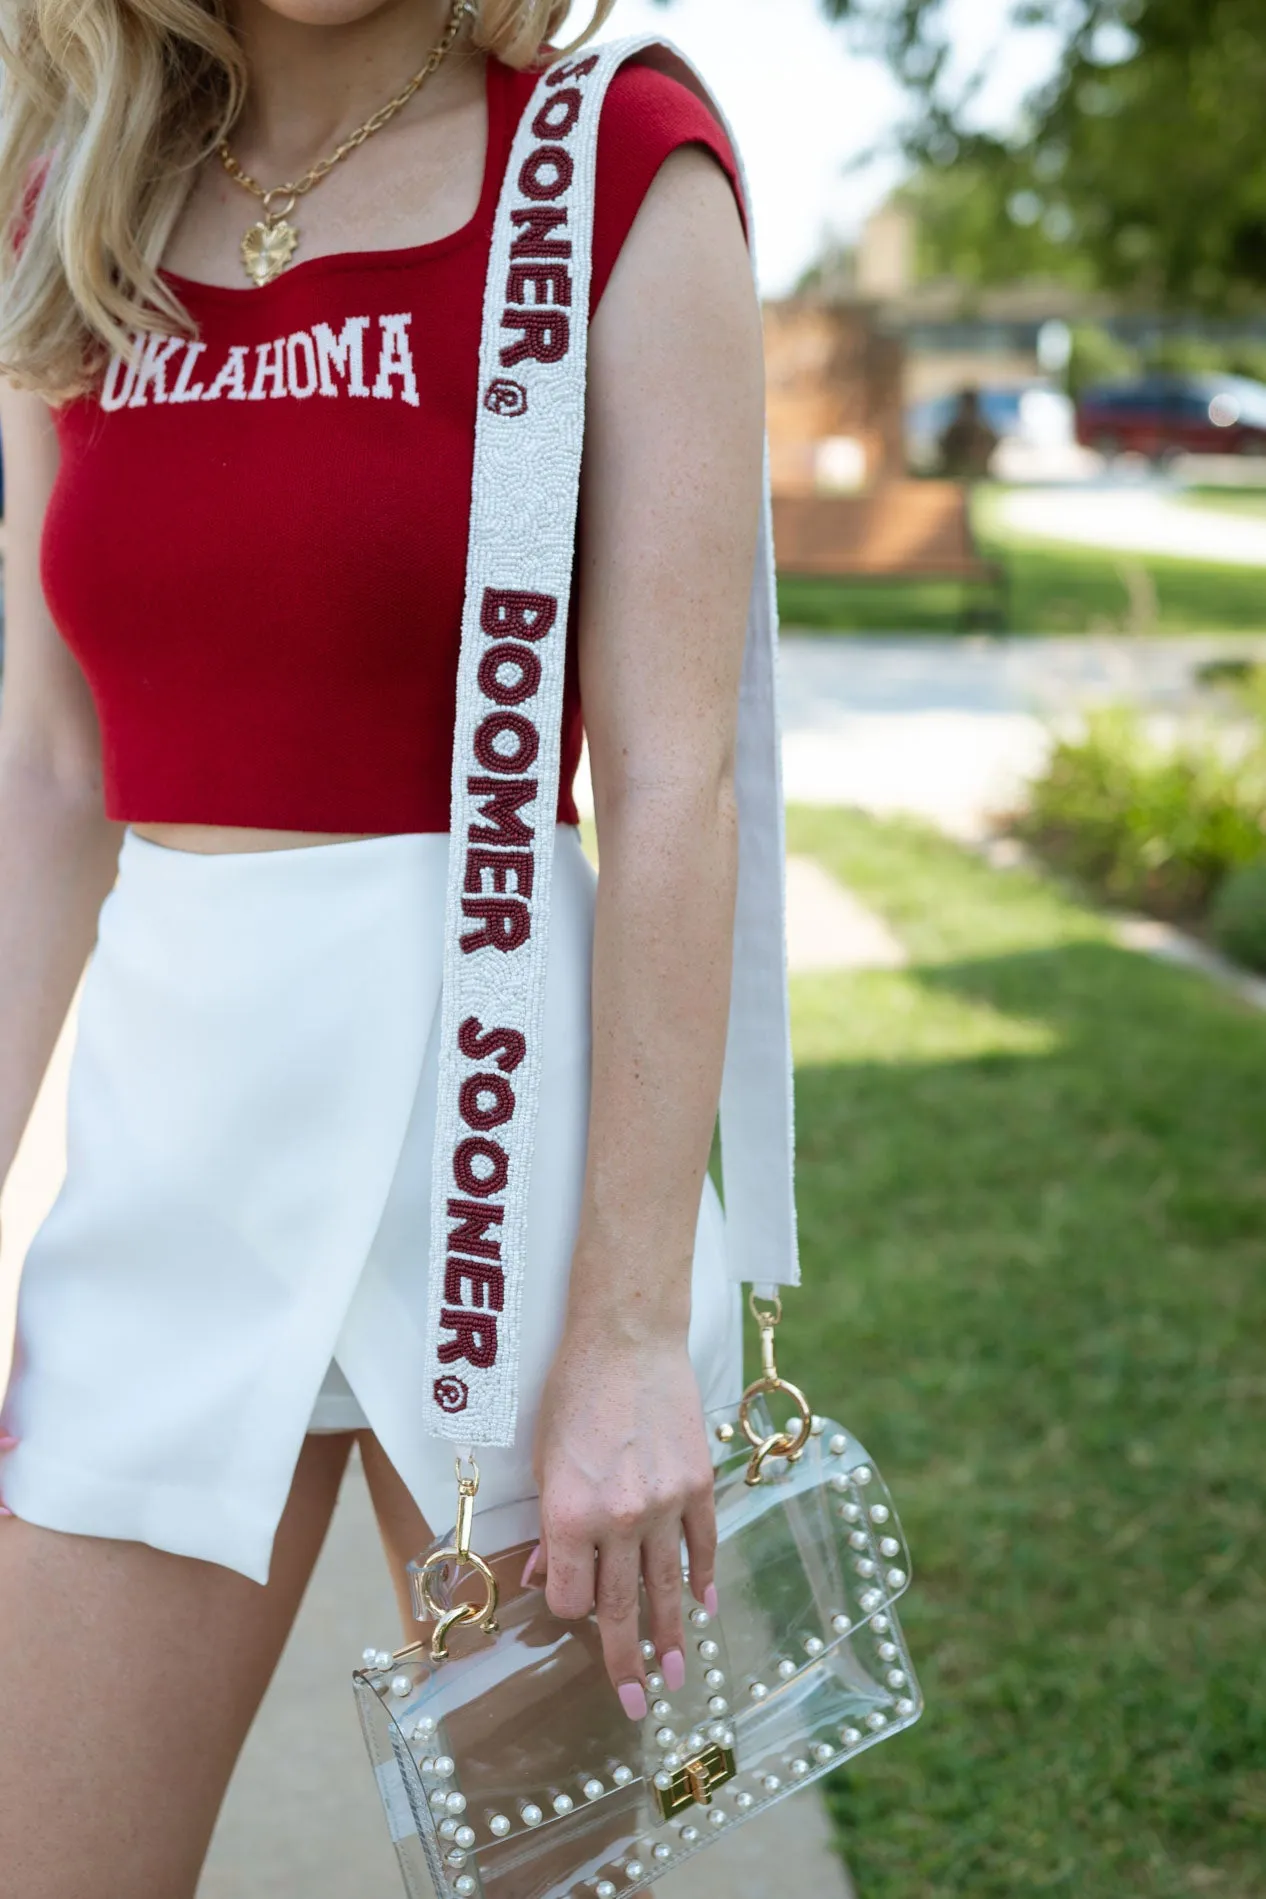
424,37,797,1449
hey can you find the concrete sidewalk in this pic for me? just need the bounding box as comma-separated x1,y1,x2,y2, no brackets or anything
996,482,1266,565
776,629,1266,838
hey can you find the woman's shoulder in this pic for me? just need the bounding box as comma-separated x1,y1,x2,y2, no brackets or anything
493,51,745,311
592,59,746,307
598,58,738,164
497,52,739,180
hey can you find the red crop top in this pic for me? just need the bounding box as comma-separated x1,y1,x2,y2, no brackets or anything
38,58,742,833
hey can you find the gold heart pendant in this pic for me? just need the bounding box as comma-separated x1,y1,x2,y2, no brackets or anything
241,217,300,287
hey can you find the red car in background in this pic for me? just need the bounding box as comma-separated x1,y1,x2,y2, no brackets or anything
1075,372,1266,461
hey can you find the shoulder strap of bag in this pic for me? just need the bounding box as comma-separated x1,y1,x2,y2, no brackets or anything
425,36,798,1449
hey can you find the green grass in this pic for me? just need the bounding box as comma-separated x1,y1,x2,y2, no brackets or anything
1181,488,1266,520
777,486,1266,636
780,807,1266,1898
777,572,1001,636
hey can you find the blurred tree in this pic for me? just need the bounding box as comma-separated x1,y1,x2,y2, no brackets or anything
851,0,1266,307
786,1,1266,310
894,163,1096,292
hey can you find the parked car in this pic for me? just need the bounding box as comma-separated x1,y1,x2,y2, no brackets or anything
906,383,1076,474
1075,373,1266,462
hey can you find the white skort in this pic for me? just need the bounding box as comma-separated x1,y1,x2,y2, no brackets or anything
0,829,740,1583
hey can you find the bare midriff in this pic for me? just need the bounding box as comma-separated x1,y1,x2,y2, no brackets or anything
131,825,388,855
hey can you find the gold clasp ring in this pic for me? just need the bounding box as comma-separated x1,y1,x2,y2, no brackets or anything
412,1455,501,1661
737,1291,813,1486
260,188,298,225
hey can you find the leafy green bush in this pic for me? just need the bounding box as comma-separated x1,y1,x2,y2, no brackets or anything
1061,328,1266,397
1223,341,1266,385
1194,656,1264,691
1145,335,1233,377
1065,323,1139,397
1018,708,1266,920
1138,335,1266,385
1210,859,1266,971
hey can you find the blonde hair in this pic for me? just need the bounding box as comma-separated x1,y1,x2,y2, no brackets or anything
473,1,615,70
0,0,618,397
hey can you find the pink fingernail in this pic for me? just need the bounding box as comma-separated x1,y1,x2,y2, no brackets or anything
520,1544,542,1589
704,1584,719,1617
0,1505,12,1518
618,1681,648,1722
662,1648,686,1692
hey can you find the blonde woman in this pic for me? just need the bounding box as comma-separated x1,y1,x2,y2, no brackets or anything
0,0,765,1887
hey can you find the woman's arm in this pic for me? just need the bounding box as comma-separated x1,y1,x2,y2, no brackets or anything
0,383,122,1191
531,146,766,1706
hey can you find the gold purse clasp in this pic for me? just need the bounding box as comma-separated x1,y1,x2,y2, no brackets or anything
653,1741,738,1820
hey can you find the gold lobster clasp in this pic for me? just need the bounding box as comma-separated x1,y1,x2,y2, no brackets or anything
411,1454,501,1662
737,1292,813,1486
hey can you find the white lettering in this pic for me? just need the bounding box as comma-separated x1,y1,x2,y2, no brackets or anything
285,330,318,399
127,333,186,407
249,338,286,401
100,313,427,410
202,346,249,402
313,317,370,397
372,313,419,407
168,342,208,404
100,339,140,412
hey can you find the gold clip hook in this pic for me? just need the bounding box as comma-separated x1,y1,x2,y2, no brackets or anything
453,1454,479,1562
737,1290,812,1486
750,1290,786,1384
412,1452,501,1661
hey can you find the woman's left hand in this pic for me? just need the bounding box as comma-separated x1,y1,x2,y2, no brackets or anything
528,1320,717,1717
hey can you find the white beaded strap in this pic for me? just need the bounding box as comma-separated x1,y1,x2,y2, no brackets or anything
425,36,797,1449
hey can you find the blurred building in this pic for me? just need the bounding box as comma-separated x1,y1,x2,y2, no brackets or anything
763,205,1089,491
856,196,1266,403
763,195,1266,498
764,300,906,496
852,201,1087,405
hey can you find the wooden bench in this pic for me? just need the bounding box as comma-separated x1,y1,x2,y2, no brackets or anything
773,481,1008,629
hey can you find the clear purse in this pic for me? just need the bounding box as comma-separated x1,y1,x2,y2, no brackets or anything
354,1303,922,1899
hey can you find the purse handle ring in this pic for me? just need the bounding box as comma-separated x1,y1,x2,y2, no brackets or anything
738,1292,814,1485
413,1457,502,1660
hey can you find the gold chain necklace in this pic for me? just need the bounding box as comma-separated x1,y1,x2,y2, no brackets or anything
218,0,473,287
